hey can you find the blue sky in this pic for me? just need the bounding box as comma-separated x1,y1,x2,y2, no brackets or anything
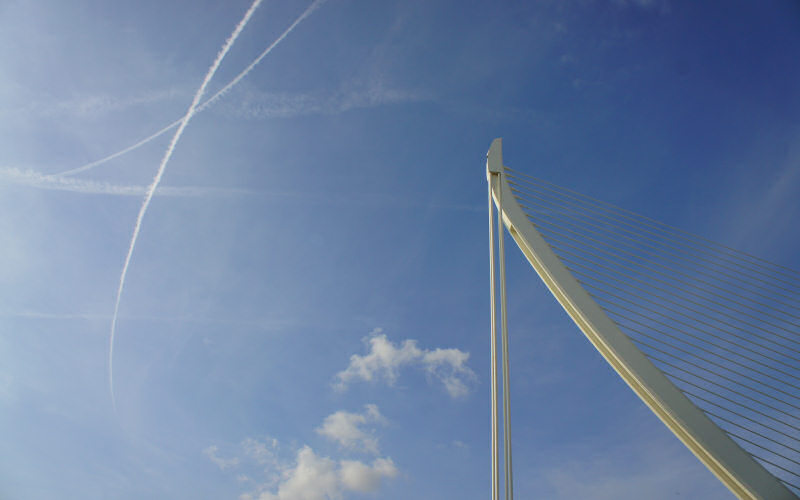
1,0,799,498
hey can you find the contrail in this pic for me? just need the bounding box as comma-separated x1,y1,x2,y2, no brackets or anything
58,0,326,178
108,0,263,410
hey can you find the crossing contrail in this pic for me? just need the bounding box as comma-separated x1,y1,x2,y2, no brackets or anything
58,0,326,178
108,0,263,410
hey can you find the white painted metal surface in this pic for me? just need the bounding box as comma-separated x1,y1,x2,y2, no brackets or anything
488,179,500,500
486,138,796,500
489,148,514,500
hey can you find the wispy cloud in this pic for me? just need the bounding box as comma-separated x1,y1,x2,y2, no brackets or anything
12,87,186,119
0,310,108,321
0,167,253,197
57,0,327,178
0,310,310,335
612,0,671,13
334,328,476,398
218,80,428,120
1,166,483,214
728,155,800,253
108,0,263,410
242,437,281,467
316,404,386,454
204,445,240,470
531,436,729,499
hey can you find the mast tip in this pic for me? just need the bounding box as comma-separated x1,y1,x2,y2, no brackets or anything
487,138,503,174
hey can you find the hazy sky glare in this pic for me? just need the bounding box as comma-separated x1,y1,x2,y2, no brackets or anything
1,1,799,499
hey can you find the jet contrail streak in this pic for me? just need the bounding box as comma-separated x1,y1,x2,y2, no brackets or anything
108,0,263,410
58,0,326,178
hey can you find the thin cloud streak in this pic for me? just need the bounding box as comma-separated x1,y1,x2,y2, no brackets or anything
57,0,327,178
108,0,263,410
0,310,307,332
2,167,481,212
219,83,428,120
17,87,185,119
0,167,253,196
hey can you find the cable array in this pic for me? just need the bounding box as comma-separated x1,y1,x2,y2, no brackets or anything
505,167,800,494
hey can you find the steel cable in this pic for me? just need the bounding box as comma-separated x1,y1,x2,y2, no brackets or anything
504,167,800,493
512,186,800,302
509,181,800,297
515,199,800,316
505,168,800,282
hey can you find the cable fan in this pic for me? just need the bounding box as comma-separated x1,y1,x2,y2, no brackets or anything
486,138,800,500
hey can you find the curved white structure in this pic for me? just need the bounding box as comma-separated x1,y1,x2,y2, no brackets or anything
486,138,797,500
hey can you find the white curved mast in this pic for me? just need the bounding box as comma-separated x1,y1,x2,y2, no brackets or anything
486,138,796,500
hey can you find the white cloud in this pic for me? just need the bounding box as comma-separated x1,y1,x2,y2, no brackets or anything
421,348,473,398
209,412,397,499
336,330,422,386
250,446,397,500
253,446,336,500
316,404,386,454
334,328,475,398
339,457,398,493
203,445,240,470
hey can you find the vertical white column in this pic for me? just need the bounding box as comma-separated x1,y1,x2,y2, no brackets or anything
488,179,500,500
497,172,514,500
488,138,513,500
